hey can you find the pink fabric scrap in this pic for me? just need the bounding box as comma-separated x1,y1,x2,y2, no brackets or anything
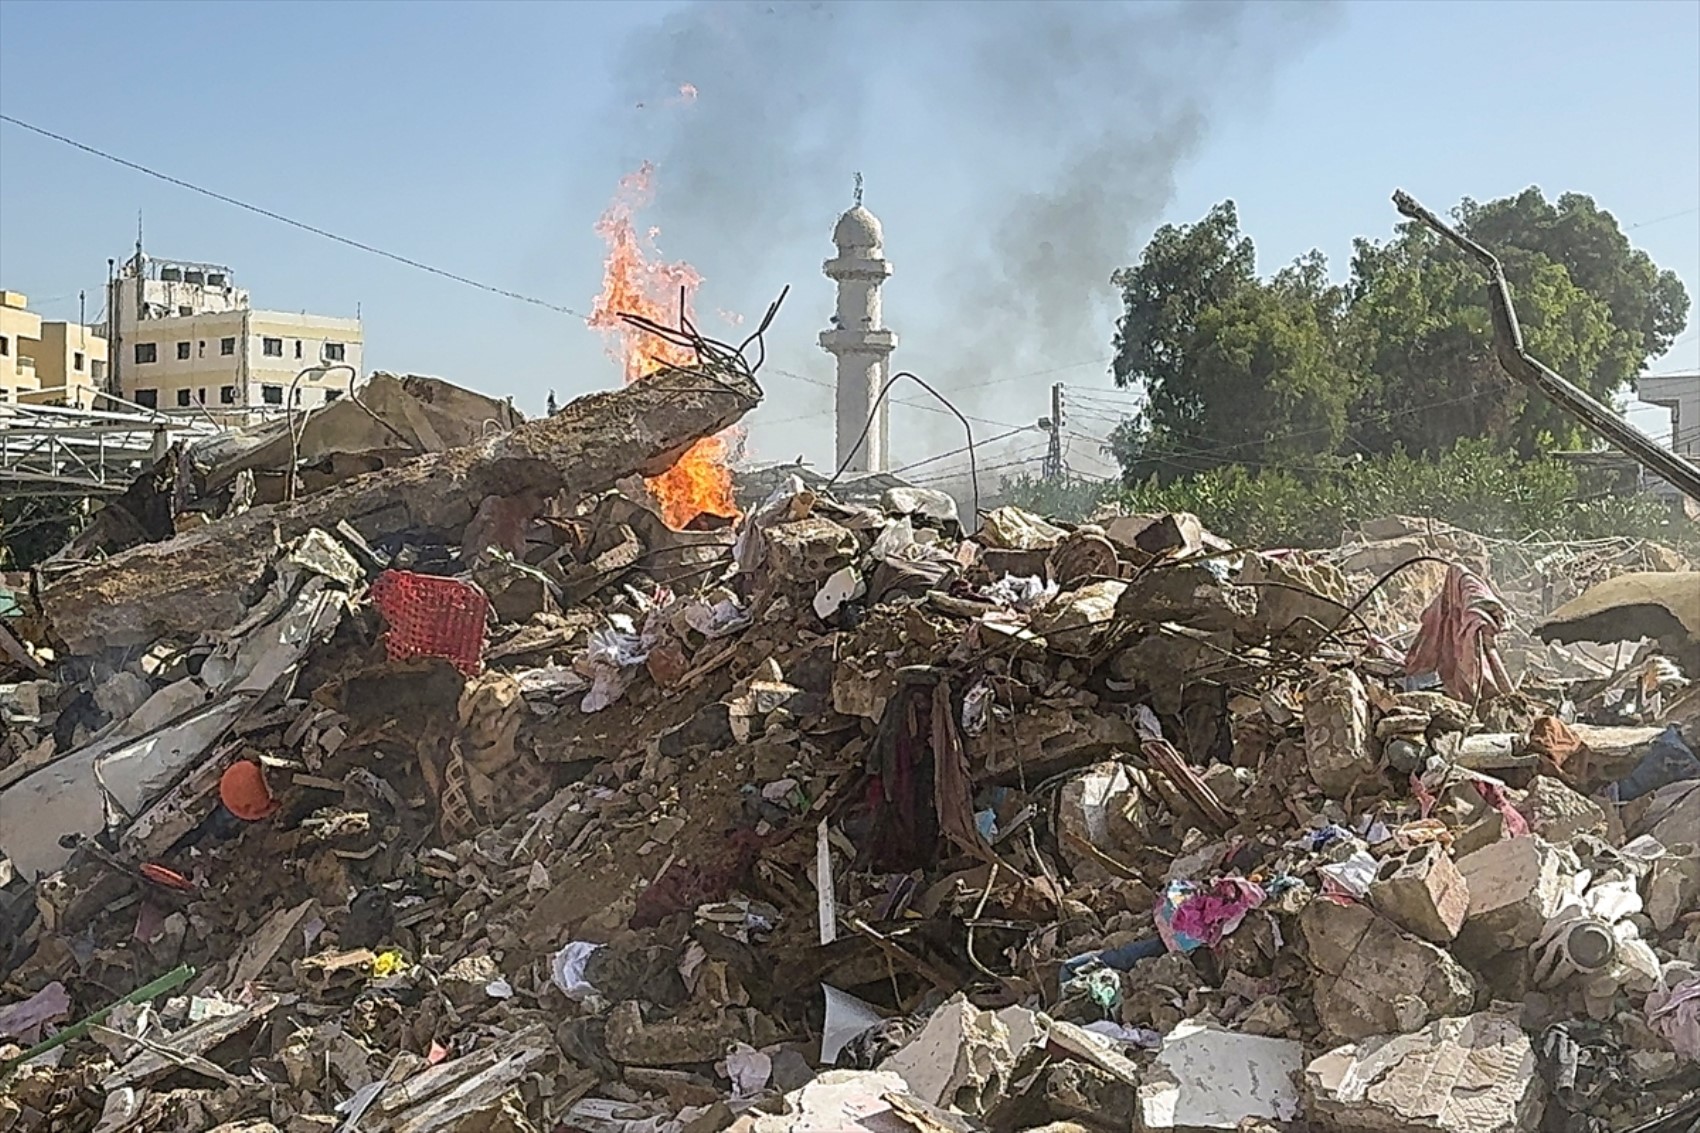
1156,877,1266,953
1473,779,1531,839
1405,564,1512,701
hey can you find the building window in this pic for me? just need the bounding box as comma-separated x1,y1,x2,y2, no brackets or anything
293,387,303,405
198,341,206,357
294,339,303,359
74,351,85,372
0,336,9,356
324,342,346,362
261,384,283,405
325,388,343,402
176,341,191,360
178,305,193,317
197,388,207,404
135,342,158,364
220,337,236,356
262,337,284,357
0,388,8,402
91,360,105,381
176,388,192,407
135,389,158,408
220,385,237,404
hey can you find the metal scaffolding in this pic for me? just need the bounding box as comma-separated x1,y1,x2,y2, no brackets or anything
0,396,218,498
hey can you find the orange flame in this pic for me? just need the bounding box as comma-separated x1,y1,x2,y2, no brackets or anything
590,162,740,529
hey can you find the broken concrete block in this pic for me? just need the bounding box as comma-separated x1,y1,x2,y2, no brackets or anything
1300,899,1476,1042
1633,781,1700,853
763,516,858,587
1029,579,1127,655
1453,837,1571,962
876,995,1015,1115
604,1001,781,1066
1646,842,1700,932
725,1070,916,1133
40,364,760,653
438,953,505,1008
1368,842,1469,943
1021,1060,1134,1132
1514,776,1605,845
1057,762,1147,882
1136,1018,1303,1129
1304,1006,1544,1133
1304,669,1377,796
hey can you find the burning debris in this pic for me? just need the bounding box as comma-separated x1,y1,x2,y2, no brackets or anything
1,307,1698,1133
591,162,742,531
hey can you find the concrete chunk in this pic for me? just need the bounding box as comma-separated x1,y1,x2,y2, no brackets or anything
1136,1019,1303,1130
1304,1007,1544,1133
1300,900,1476,1042
40,365,760,653
876,995,1015,1115
1452,837,1570,962
1514,776,1605,845
1304,669,1377,796
1057,762,1147,882
1368,842,1470,943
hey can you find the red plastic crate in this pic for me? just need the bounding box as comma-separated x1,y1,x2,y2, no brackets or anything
370,570,489,676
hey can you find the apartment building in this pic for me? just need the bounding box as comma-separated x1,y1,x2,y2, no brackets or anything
0,291,109,408
109,251,362,418
1638,371,1700,459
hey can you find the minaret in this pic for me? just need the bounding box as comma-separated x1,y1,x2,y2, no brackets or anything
820,176,896,474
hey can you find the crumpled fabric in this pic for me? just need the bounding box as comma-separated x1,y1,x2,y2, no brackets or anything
1615,724,1700,802
983,574,1057,612
1645,977,1700,1060
1155,877,1266,953
580,627,649,713
1404,564,1511,701
0,982,71,1045
1474,778,1532,839
1317,850,1380,900
1527,715,1585,773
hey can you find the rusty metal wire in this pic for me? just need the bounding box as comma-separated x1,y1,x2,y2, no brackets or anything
828,371,983,520
616,286,790,393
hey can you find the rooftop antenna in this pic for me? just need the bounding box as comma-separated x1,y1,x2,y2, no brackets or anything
135,209,144,268
853,171,863,207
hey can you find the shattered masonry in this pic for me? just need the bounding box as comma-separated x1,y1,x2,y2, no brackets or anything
2,350,1699,1133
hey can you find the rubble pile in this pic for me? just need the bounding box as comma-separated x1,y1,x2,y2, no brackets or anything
3,360,1699,1132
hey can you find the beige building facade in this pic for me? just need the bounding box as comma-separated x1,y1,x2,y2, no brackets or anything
1638,371,1700,459
110,253,362,420
0,291,109,408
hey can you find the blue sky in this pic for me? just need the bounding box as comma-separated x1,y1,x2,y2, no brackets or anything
1,0,1695,479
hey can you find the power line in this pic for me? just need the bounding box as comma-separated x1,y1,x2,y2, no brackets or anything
907,454,1045,487
1066,385,1145,404
0,112,592,319
886,427,1039,478
1628,206,1700,230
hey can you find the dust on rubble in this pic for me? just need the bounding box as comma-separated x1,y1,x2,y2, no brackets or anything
3,371,1699,1133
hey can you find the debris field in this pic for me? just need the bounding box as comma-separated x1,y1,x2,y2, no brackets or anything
2,322,1698,1133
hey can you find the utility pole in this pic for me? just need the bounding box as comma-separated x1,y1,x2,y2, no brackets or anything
1042,382,1065,481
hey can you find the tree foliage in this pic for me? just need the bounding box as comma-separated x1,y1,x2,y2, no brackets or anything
1108,188,1690,479
1001,440,1697,555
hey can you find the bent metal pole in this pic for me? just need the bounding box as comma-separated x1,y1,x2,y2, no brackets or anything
1392,190,1700,506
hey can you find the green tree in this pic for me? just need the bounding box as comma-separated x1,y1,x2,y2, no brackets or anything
1343,222,1617,456
1108,188,1690,475
1459,189,1690,390
1109,204,1354,481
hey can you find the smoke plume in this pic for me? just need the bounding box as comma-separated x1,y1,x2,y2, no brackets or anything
611,0,1338,463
